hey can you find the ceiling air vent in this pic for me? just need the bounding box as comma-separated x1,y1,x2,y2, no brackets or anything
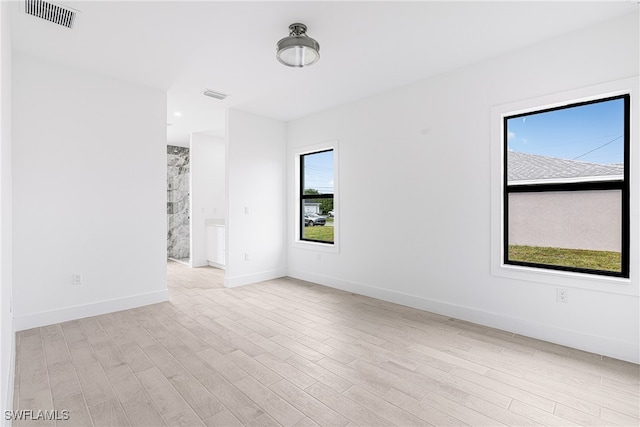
25,0,77,29
203,89,229,101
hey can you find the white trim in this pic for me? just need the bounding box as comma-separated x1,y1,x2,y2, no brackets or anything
207,261,225,270
288,269,640,364
491,77,639,293
2,320,14,427
14,290,169,331
498,83,634,118
168,257,191,266
224,269,285,288
292,140,340,254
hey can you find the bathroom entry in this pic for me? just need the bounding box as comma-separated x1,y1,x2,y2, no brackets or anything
167,145,190,264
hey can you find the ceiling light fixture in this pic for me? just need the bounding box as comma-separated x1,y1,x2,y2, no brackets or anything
276,23,320,68
203,89,228,100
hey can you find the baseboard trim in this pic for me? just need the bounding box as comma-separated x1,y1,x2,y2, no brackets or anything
207,261,225,270
3,318,15,427
288,269,640,364
225,269,285,288
14,290,169,331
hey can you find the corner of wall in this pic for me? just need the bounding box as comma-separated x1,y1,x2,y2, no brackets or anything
226,110,287,287
12,55,167,331
283,14,639,364
13,290,169,332
0,0,15,420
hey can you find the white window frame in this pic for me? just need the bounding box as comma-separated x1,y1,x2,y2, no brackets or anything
490,78,638,295
292,140,339,253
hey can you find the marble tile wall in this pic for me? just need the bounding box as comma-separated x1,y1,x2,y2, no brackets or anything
167,145,190,260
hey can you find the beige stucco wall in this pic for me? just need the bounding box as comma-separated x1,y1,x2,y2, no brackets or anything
508,190,622,252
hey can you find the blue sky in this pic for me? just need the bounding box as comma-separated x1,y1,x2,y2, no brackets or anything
507,97,625,164
303,150,334,194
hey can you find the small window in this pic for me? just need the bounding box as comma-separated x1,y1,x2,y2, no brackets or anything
504,95,629,277
300,149,334,244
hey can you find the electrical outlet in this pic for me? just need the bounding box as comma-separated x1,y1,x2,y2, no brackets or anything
72,273,82,286
557,288,568,303
244,253,250,261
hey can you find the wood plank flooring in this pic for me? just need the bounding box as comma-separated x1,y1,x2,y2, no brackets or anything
12,261,639,426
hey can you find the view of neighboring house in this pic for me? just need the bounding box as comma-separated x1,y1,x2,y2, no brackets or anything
507,151,623,252
507,151,624,185
303,202,320,214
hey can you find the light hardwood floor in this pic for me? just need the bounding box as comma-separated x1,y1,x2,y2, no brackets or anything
12,261,640,426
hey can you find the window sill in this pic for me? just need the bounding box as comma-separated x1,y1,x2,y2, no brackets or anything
492,263,635,296
292,239,339,254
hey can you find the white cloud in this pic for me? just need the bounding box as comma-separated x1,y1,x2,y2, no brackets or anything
507,131,516,140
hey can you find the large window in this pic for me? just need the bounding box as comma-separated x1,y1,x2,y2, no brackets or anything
300,149,334,244
504,95,629,278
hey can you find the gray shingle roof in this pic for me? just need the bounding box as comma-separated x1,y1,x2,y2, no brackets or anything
508,151,624,183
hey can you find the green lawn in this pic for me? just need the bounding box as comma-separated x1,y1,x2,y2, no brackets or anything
303,225,334,243
508,245,621,272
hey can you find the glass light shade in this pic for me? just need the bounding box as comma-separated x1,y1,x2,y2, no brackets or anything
277,44,319,67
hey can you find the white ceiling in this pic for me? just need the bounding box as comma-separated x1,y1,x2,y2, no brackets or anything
9,1,638,145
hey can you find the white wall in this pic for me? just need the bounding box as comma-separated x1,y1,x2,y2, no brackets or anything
12,54,168,330
190,132,226,267
226,109,286,287
0,1,14,420
287,12,639,362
